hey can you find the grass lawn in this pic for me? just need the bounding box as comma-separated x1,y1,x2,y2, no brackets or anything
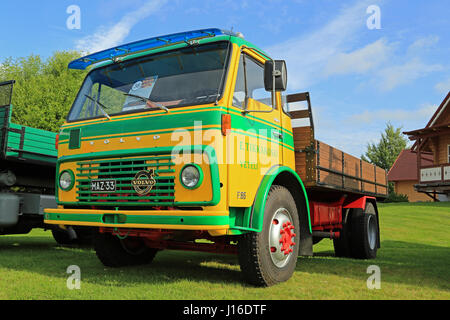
0,202,449,300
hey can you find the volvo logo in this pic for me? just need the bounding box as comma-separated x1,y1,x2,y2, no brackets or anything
131,169,157,195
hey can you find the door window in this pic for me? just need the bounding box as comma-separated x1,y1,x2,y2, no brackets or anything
232,54,273,109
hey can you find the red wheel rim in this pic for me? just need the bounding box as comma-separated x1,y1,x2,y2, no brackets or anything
268,208,296,268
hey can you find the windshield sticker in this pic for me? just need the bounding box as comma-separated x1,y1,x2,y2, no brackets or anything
123,76,158,111
132,81,142,91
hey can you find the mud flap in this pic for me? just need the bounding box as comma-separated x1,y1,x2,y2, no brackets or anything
299,232,313,256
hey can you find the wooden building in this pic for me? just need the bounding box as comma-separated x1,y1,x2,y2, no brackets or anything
403,91,450,201
388,149,433,202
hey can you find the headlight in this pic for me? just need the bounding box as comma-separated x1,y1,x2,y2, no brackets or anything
59,170,74,191
180,164,203,189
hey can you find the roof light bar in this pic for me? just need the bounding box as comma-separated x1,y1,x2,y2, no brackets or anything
69,28,238,70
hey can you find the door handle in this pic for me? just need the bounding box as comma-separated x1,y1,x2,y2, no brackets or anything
273,131,283,139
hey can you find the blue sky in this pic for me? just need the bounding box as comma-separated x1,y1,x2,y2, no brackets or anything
1,0,449,157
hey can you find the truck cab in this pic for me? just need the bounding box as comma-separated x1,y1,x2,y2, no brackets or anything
44,29,386,286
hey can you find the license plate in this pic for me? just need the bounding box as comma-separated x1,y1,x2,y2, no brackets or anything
90,179,116,192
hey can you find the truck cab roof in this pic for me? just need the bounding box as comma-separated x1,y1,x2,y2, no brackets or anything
69,28,269,71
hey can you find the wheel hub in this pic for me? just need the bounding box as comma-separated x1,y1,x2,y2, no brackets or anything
280,222,296,255
367,215,377,250
269,208,296,268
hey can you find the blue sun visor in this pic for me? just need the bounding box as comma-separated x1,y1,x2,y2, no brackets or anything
68,28,236,70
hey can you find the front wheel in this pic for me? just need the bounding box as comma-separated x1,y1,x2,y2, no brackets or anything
51,228,76,245
52,226,94,246
238,185,300,287
94,232,158,267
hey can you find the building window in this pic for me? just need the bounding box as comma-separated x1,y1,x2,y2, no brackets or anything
448,144,450,163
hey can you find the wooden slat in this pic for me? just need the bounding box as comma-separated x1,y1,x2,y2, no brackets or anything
289,109,310,119
287,92,309,103
293,126,313,149
293,126,316,183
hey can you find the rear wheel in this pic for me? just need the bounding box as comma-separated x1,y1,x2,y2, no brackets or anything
238,185,300,287
94,232,158,267
350,202,378,259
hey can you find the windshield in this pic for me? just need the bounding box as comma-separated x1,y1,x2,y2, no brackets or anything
68,41,231,122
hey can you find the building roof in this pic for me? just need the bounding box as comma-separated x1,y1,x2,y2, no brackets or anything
403,122,450,138
404,91,450,151
388,149,433,182
424,91,450,128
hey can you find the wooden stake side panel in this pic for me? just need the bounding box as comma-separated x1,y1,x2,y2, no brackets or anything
292,126,313,148
376,166,388,194
293,126,316,185
0,105,57,165
361,160,376,193
294,151,308,182
293,131,388,197
343,152,362,191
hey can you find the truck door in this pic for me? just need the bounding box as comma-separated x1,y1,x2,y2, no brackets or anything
227,49,284,208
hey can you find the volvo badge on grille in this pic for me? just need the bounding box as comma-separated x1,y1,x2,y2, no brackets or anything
132,169,157,195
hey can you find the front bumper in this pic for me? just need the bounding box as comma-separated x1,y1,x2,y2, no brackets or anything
44,208,229,231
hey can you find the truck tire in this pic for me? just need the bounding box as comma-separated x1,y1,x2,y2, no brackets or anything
73,227,94,245
333,208,352,257
52,228,77,245
94,232,158,267
52,227,94,246
350,202,378,259
238,185,300,287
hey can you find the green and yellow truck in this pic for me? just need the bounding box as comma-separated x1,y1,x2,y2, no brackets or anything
44,29,387,286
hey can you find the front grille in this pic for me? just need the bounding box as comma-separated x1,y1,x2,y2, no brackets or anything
76,155,175,206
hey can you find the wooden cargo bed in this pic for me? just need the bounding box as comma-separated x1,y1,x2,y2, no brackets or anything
288,92,387,198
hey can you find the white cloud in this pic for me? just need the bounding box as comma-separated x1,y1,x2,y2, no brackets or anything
346,103,437,124
310,103,436,157
261,2,445,156
75,0,166,54
435,78,450,94
408,35,439,52
325,38,392,76
266,0,373,90
265,2,444,92
316,128,382,158
306,104,387,157
376,58,443,91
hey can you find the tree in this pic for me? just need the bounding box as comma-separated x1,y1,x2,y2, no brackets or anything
0,51,87,132
362,122,409,197
362,122,409,171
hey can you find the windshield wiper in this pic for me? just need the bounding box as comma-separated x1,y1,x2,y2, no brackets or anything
84,94,111,120
123,93,170,113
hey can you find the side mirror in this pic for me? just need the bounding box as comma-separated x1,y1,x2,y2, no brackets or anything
264,60,287,92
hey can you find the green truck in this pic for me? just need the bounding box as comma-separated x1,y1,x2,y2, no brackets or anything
0,80,90,244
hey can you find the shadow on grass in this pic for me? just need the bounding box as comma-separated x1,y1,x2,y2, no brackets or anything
1,235,449,291
297,240,450,291
0,236,245,287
